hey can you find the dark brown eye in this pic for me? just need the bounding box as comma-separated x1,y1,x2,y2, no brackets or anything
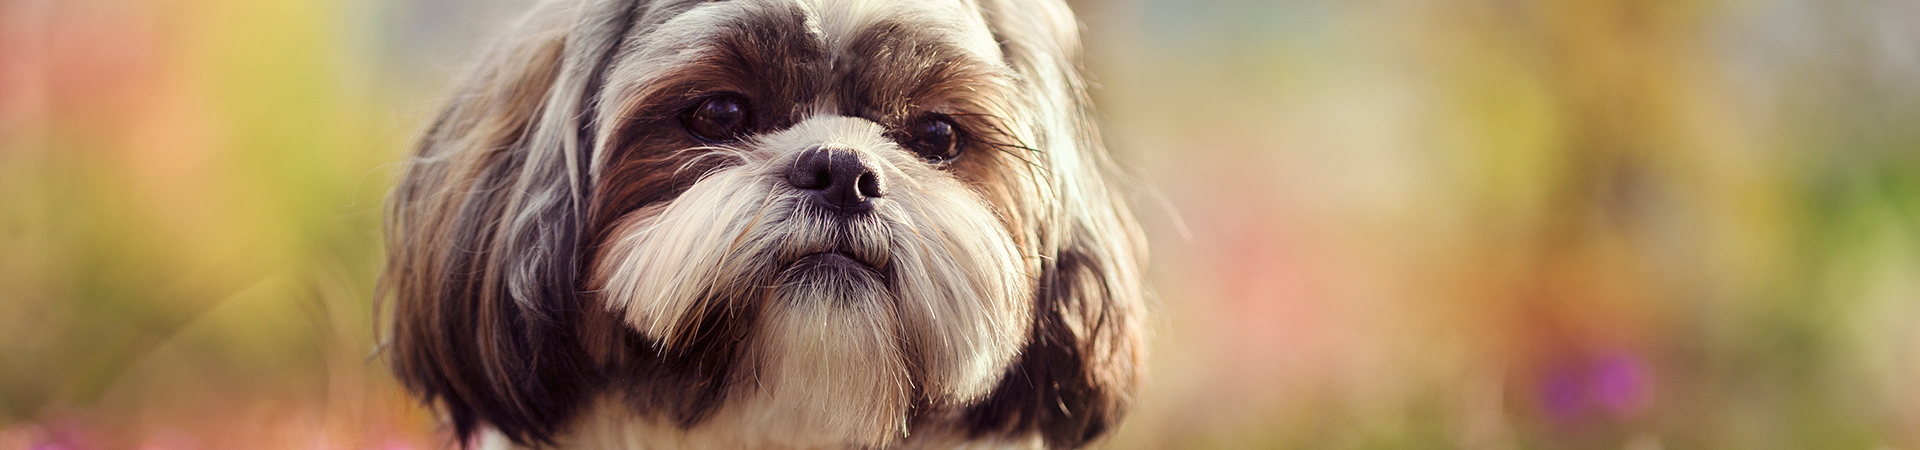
903,115,962,163
680,94,752,142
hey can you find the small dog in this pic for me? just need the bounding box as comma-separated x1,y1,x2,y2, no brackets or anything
381,0,1145,448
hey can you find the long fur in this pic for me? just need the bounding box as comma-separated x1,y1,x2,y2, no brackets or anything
381,0,1146,448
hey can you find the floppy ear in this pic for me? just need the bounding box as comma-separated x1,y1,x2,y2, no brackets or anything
381,0,638,445
965,0,1150,448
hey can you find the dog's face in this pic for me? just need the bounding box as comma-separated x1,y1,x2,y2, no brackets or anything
383,0,1143,448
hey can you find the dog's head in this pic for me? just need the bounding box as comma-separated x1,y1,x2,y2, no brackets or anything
381,0,1144,447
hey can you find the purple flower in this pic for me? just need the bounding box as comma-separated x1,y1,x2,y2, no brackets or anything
1537,351,1654,424
1593,352,1651,415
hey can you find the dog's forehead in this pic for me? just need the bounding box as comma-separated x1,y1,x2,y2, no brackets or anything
664,0,1004,63
793,0,1001,59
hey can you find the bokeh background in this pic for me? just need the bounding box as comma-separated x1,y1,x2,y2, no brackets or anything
3,0,1918,448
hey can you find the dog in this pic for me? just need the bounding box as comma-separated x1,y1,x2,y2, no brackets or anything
380,0,1145,448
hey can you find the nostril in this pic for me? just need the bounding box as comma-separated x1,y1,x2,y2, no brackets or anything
857,171,883,199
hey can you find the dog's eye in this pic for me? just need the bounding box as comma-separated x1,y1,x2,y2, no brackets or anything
681,94,753,142
903,115,962,163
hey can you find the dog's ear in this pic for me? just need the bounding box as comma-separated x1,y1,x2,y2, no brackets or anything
966,0,1150,448
380,0,637,446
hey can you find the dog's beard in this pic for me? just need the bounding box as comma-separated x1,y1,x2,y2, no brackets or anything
592,116,1033,444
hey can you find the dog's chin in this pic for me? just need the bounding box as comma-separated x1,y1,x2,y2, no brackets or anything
722,250,911,446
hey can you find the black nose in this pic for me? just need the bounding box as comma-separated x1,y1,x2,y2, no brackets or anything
786,147,886,212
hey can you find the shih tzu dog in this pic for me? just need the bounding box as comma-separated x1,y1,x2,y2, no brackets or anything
380,0,1145,448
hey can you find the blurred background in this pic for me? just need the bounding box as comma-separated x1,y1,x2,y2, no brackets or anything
2,0,1917,448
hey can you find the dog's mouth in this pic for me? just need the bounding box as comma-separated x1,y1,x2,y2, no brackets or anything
789,250,885,275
